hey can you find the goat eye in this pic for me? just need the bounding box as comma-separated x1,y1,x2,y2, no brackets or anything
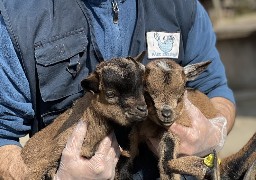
106,90,115,98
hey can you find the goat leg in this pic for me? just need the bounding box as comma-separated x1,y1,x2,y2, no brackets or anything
168,156,213,180
116,125,141,180
158,132,180,180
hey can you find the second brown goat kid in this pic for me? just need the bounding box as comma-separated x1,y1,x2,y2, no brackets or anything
126,58,256,180
143,59,218,180
118,58,217,180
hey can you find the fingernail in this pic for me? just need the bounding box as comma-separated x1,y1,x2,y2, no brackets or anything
102,134,112,145
79,120,87,127
76,120,87,132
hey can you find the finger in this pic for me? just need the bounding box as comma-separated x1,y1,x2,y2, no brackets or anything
170,122,189,138
105,147,116,162
65,120,88,154
170,123,187,135
170,126,197,156
107,138,120,179
96,132,114,155
112,154,119,178
105,133,121,162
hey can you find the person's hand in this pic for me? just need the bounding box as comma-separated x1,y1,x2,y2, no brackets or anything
146,93,227,158
170,96,227,157
55,121,120,180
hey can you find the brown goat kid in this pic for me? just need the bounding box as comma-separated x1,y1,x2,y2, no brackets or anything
144,59,218,180
138,59,256,180
21,53,148,179
121,59,218,180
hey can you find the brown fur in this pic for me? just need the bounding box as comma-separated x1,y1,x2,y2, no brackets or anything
244,161,256,180
220,132,256,180
21,53,148,180
120,59,217,180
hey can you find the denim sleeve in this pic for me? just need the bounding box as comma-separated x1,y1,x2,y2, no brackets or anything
0,16,35,147
184,1,235,104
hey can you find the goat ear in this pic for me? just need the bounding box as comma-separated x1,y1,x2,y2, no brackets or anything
184,60,211,81
134,51,146,63
81,72,100,93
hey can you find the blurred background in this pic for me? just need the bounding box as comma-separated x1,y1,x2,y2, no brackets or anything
20,0,256,159
199,0,256,158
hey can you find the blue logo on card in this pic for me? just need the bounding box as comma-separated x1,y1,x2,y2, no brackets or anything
154,32,175,53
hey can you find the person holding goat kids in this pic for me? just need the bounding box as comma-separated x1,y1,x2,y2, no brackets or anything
0,0,235,179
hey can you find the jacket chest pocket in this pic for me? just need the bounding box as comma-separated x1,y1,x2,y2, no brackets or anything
35,28,89,102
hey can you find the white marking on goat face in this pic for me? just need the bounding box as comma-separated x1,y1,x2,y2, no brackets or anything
157,61,171,72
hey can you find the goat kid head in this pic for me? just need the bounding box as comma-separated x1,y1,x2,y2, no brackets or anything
81,52,148,126
144,59,211,127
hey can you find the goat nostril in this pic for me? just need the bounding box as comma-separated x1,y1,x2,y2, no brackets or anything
162,109,171,118
137,105,147,112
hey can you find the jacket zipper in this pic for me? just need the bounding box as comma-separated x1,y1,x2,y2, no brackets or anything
112,0,119,24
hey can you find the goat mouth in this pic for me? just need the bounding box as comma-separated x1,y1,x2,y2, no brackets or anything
160,121,173,127
125,112,147,122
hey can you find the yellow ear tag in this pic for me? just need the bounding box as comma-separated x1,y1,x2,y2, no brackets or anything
204,154,215,167
204,153,221,168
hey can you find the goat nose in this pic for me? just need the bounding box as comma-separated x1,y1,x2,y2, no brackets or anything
162,108,172,118
137,105,147,112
